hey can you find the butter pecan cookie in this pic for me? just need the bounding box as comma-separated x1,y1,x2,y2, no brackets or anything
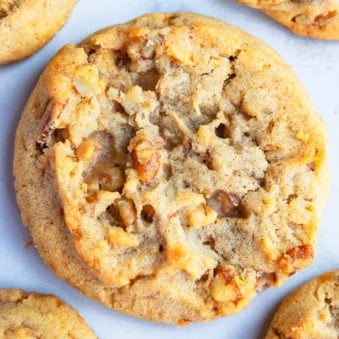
0,289,96,338
14,13,328,324
0,0,77,64
237,0,339,39
265,271,339,338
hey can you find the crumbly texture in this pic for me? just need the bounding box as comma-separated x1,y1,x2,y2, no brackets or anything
14,12,328,324
0,289,96,338
0,0,77,64
265,271,339,339
237,0,339,39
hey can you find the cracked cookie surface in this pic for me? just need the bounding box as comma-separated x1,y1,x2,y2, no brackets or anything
237,0,339,39
0,289,96,338
14,12,328,324
0,0,77,64
265,271,339,339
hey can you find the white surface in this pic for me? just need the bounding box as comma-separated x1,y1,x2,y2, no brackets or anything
0,1,338,338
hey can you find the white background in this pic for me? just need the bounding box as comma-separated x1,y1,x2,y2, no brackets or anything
0,1,338,338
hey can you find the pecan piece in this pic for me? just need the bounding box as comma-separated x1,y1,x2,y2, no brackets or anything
208,190,246,218
129,130,163,184
37,101,64,148
314,10,337,26
187,204,217,228
76,139,97,161
106,226,139,248
116,198,136,228
278,245,314,274
211,265,242,303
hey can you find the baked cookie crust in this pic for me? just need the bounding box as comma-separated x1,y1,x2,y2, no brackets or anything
237,0,339,39
0,289,96,338
0,0,77,64
265,271,339,339
14,12,328,324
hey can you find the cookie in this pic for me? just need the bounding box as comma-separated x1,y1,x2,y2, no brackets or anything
14,12,328,324
265,271,339,338
0,289,96,338
237,0,339,39
0,0,77,64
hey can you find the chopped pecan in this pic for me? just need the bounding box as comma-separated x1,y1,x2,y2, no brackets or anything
87,166,124,193
129,131,163,184
211,265,242,303
278,245,314,273
187,204,217,228
106,226,139,248
286,245,314,260
256,272,278,291
116,198,136,228
208,191,247,218
131,148,160,184
76,139,97,161
37,101,64,148
314,10,337,26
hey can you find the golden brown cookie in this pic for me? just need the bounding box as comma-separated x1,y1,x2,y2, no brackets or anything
0,289,96,338
14,12,328,324
237,0,339,39
0,0,77,64
265,271,339,339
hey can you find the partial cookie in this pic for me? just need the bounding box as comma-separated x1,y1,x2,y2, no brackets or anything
0,0,77,64
0,289,96,338
14,12,328,324
237,0,339,39
265,271,339,339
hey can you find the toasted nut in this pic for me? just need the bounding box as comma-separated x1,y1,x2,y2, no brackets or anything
116,198,136,227
278,244,314,273
211,265,241,303
97,167,124,192
37,101,65,148
165,27,194,65
187,204,217,228
76,139,97,161
211,275,238,302
256,272,278,291
73,64,100,97
106,226,139,248
129,131,163,184
168,245,205,279
208,191,246,218
314,10,337,25
131,150,160,184
286,245,314,261
87,190,120,217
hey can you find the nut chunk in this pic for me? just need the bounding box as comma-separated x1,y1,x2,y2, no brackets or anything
211,265,241,303
116,198,136,228
106,226,139,248
128,129,163,184
187,204,217,228
278,245,314,274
